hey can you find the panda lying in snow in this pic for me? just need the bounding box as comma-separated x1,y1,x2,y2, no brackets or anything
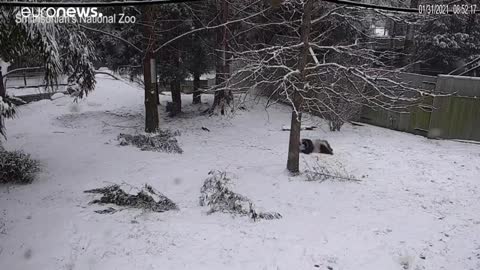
300,139,333,155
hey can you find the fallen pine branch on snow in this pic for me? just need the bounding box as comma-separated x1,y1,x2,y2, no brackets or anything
303,157,362,183
200,170,282,221
85,184,178,213
117,130,183,153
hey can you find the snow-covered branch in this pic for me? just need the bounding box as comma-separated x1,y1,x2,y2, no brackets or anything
208,0,434,130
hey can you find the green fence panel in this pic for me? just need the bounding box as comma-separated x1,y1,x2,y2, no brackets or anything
429,96,480,141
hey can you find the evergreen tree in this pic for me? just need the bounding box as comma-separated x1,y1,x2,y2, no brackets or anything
0,7,96,137
183,2,215,105
414,12,480,74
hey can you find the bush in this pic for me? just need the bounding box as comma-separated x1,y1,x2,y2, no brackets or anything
0,150,41,184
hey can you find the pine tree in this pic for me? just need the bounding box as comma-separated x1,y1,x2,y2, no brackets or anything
414,11,480,74
0,7,96,137
183,2,215,105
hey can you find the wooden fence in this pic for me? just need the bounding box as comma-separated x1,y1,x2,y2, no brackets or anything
360,74,480,141
429,96,480,141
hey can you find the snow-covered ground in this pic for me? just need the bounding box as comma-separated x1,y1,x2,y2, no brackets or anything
1,76,480,270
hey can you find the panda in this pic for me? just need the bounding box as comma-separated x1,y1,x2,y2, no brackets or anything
300,139,333,155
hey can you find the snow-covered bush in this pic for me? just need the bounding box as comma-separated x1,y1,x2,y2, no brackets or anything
0,150,41,184
200,170,282,221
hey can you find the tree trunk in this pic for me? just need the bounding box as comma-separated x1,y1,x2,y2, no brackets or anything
143,7,159,133
0,68,5,98
1,66,7,137
210,0,232,115
192,72,201,104
287,110,302,173
170,80,182,115
403,0,419,69
170,50,182,115
156,83,160,105
286,0,312,173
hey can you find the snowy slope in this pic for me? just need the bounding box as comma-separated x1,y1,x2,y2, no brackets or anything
1,76,480,270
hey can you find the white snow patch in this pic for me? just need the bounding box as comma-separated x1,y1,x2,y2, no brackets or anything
0,59,10,75
50,93,65,100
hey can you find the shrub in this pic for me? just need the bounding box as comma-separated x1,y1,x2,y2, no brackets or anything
0,150,41,184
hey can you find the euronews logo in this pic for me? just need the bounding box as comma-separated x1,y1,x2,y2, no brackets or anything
16,7,136,24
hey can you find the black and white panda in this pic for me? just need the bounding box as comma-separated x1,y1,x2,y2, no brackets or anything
300,139,333,155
